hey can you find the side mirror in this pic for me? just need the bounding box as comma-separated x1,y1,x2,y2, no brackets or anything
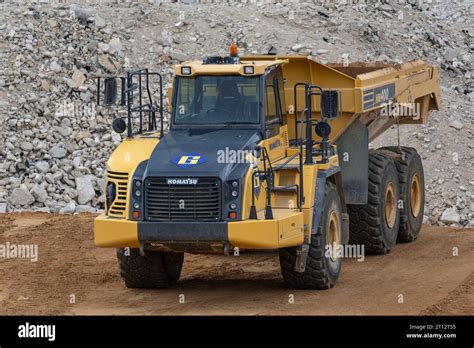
98,77,126,106
112,118,127,134
321,90,339,119
104,78,117,106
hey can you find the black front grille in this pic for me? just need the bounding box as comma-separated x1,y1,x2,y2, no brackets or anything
144,177,221,221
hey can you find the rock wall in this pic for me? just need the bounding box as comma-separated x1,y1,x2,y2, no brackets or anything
0,1,472,226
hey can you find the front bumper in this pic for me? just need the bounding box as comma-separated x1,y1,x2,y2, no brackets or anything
94,214,227,248
94,214,140,248
94,211,304,250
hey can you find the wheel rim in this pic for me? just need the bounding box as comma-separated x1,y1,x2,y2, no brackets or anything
385,182,397,229
327,211,340,262
410,174,422,218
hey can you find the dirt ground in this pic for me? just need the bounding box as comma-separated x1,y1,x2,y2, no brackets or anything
0,213,472,315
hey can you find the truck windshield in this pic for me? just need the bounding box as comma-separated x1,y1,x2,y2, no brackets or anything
174,75,260,125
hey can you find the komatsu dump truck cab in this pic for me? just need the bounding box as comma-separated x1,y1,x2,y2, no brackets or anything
95,44,441,289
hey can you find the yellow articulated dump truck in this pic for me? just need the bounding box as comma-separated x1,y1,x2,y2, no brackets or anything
95,44,440,289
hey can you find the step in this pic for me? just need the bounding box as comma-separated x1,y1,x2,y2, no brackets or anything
274,163,301,171
272,185,298,193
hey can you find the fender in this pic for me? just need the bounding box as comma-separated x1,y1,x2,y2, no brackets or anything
311,166,349,245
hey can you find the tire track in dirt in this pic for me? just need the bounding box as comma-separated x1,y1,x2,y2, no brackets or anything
420,272,474,315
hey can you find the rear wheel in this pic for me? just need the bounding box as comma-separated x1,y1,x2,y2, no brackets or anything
117,248,184,288
279,181,343,289
379,146,425,242
347,151,400,254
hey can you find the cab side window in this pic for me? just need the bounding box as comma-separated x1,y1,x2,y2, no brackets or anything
264,68,283,137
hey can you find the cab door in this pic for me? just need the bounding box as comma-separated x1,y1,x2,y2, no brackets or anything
263,66,287,162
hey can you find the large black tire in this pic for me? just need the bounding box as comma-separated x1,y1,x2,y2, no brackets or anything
378,146,425,242
279,181,343,289
117,248,184,289
347,151,400,254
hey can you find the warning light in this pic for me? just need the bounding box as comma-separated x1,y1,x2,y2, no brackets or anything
228,212,237,219
229,42,238,57
132,211,140,219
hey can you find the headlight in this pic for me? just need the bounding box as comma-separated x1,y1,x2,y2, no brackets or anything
134,180,142,197
228,180,239,199
244,66,254,74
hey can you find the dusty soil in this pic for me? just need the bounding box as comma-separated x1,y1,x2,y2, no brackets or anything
0,213,472,315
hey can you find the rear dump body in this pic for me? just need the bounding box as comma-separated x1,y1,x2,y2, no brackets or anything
248,55,441,142
94,55,440,253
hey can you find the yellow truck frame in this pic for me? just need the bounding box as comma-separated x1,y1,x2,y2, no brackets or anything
94,50,440,289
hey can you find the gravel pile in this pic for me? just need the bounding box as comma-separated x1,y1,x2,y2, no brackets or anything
0,1,472,226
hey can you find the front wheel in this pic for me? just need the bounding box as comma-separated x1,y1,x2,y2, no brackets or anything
117,248,184,289
279,181,343,289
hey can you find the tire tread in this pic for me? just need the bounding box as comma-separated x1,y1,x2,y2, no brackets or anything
347,151,399,254
117,248,183,289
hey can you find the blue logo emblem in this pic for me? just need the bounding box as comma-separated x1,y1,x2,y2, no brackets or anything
171,153,207,169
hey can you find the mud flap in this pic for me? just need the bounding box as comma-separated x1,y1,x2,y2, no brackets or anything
294,234,309,273
342,213,349,245
336,119,369,205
